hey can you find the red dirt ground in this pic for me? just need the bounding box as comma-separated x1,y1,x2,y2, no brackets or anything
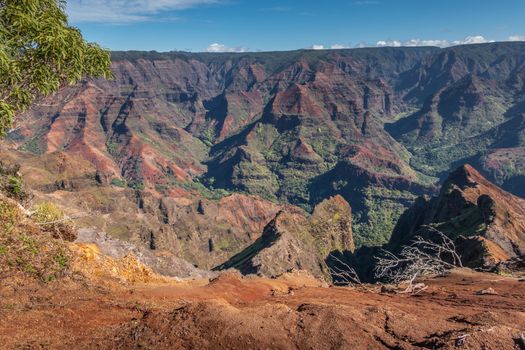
1,269,524,349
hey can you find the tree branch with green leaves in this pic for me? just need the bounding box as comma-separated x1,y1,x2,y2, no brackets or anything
0,0,112,135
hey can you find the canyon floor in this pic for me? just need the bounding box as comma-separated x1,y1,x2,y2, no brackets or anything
1,269,524,350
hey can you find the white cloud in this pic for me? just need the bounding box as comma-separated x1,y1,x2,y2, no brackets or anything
206,43,248,53
376,40,402,47
452,35,492,45
307,44,350,50
508,35,525,41
373,35,494,48
67,0,221,23
402,39,452,47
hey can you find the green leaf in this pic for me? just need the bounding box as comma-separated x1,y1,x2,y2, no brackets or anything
0,0,112,135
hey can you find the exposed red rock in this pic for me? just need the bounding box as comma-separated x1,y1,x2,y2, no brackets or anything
391,164,525,266
216,195,354,279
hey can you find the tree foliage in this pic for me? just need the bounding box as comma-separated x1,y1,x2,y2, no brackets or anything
0,0,112,135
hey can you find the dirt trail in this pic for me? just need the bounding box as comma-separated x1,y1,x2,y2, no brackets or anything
1,269,524,349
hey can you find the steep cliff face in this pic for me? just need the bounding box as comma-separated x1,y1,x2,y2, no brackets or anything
6,42,525,252
215,195,355,279
391,165,525,267
155,193,283,269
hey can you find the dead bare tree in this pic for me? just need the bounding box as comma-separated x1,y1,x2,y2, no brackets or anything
327,253,361,286
374,227,462,293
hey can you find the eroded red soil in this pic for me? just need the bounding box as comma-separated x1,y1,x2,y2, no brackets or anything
1,269,524,349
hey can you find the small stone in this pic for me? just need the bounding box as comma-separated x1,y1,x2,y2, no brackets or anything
380,285,397,294
516,334,525,350
455,334,469,347
476,287,498,295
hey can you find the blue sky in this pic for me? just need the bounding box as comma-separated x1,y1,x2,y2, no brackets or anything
66,0,525,52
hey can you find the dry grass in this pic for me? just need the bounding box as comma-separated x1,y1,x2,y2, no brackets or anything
31,201,77,241
0,196,71,283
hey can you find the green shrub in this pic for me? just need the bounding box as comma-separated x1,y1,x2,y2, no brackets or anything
0,162,29,200
7,175,23,196
129,181,146,191
106,142,116,155
154,183,169,193
111,178,127,188
201,127,215,147
54,252,69,268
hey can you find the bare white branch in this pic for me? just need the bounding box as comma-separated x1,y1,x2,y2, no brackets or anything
327,253,361,286
374,228,462,292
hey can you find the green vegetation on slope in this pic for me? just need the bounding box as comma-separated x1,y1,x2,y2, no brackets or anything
352,187,417,247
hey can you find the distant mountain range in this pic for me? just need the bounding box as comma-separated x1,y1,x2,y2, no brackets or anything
6,41,525,260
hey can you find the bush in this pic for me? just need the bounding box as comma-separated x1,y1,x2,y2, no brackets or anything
7,175,23,196
0,198,71,282
111,178,127,188
0,162,29,201
128,181,145,191
32,202,64,224
31,202,76,241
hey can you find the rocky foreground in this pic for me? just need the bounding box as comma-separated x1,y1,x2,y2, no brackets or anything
1,268,524,350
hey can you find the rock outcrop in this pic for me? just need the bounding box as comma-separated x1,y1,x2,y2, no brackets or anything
390,164,525,267
74,229,214,279
215,195,355,279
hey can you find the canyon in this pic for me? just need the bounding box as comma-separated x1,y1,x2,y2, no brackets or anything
3,41,525,274
2,41,525,349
